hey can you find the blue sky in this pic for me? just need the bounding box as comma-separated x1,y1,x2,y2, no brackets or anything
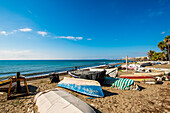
0,0,170,60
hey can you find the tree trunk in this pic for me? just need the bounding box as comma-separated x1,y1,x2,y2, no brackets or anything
168,45,170,61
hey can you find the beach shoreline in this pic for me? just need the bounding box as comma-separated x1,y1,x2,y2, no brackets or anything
0,63,169,113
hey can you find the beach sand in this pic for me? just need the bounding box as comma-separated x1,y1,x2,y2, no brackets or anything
0,65,170,113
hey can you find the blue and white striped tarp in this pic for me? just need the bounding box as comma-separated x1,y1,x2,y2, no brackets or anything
103,77,135,90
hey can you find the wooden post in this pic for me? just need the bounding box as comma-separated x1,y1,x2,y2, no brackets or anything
7,80,13,98
16,72,21,92
168,45,170,62
126,56,128,71
24,79,29,95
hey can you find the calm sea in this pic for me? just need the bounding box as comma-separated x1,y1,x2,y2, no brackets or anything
0,60,124,79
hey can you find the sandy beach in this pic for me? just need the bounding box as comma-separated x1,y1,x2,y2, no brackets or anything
0,64,170,113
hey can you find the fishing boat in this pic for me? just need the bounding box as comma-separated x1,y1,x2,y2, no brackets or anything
34,88,96,113
134,72,164,77
119,75,156,84
57,77,104,97
0,79,11,86
89,68,118,77
68,70,106,83
106,64,121,69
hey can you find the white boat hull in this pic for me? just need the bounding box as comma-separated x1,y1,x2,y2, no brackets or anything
34,88,96,113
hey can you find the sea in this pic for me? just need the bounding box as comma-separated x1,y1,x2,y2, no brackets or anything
0,60,125,79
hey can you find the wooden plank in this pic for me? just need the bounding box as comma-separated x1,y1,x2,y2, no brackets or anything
24,79,29,95
7,81,13,98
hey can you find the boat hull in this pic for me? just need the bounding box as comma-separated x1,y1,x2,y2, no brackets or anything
119,75,155,82
68,70,106,84
57,77,104,97
34,88,96,113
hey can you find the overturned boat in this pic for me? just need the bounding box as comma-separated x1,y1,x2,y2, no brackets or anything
34,88,96,113
68,70,106,83
57,77,104,97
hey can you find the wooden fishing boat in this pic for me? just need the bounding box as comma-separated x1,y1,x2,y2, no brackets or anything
68,70,106,83
134,72,164,77
34,88,96,113
119,75,156,84
0,78,17,91
57,77,104,97
119,75,154,79
89,68,118,77
106,64,121,69
0,79,11,86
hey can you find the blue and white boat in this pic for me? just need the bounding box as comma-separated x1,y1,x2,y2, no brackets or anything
57,77,104,97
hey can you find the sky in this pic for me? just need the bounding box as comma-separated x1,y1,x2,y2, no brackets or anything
0,0,170,60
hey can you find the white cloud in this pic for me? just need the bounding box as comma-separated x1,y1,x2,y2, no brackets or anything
55,36,75,40
0,31,8,36
37,31,47,37
161,32,165,34
54,36,83,40
19,28,32,32
87,38,92,40
76,37,83,40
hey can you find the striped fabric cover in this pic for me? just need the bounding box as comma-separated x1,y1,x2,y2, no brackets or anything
112,78,134,90
103,77,135,90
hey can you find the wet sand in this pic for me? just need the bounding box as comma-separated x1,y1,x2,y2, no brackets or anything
0,65,170,113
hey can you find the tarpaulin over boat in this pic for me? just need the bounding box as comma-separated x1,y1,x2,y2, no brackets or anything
103,77,140,90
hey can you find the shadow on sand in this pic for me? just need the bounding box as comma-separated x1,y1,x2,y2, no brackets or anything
102,89,118,97
8,85,38,100
138,85,145,91
91,106,102,113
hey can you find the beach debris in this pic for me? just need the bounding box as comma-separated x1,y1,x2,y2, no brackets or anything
103,77,140,90
49,72,60,83
57,77,104,97
34,88,96,113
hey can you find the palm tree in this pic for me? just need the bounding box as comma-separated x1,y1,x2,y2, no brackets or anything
157,41,166,51
164,35,170,42
147,50,155,60
157,35,170,61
